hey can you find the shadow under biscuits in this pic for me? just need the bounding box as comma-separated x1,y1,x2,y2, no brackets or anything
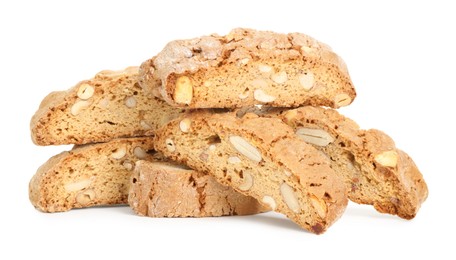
239,212,307,233
62,204,131,214
344,202,406,221
99,204,135,215
115,206,306,232
102,204,303,231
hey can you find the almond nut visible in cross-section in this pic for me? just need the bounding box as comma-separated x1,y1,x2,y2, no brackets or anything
229,136,262,163
295,127,334,147
173,76,193,105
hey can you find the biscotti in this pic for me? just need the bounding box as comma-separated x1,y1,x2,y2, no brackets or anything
129,161,267,217
31,67,186,146
153,111,348,234
279,107,428,219
29,137,160,212
139,28,356,109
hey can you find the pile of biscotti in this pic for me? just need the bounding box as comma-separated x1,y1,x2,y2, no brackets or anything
29,28,428,234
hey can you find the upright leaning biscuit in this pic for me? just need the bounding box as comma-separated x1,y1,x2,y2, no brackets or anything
31,67,185,146
140,28,355,108
154,111,348,234
280,107,428,219
129,161,267,217
29,137,159,212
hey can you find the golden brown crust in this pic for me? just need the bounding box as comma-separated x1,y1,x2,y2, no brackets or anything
153,111,348,234
140,28,355,108
29,137,159,212
30,67,185,145
280,106,428,219
128,161,268,217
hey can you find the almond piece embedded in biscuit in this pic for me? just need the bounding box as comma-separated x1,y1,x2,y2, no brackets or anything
123,160,134,170
334,93,352,108
262,196,277,210
298,72,315,90
254,89,276,103
280,183,300,213
295,127,334,147
111,146,127,159
229,136,262,163
282,109,298,123
374,151,398,167
77,84,94,100
238,172,254,191
179,118,192,133
134,147,147,159
71,100,91,116
258,64,273,73
173,76,193,105
76,189,96,205
65,179,92,192
271,71,288,84
310,195,328,218
125,96,137,108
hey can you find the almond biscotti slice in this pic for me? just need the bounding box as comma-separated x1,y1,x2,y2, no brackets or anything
280,107,428,219
29,137,160,212
139,28,355,109
31,66,185,146
129,161,267,217
153,111,348,234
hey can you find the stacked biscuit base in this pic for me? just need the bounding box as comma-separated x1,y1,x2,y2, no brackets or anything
29,28,428,234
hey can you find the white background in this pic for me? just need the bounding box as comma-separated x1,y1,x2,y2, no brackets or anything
1,0,454,259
